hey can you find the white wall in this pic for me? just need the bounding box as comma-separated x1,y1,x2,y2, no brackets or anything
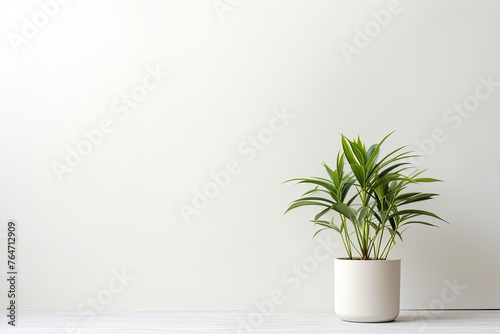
1,0,499,312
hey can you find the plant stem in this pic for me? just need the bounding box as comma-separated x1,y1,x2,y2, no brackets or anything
341,216,352,258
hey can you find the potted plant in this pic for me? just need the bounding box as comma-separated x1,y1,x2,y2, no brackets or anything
284,132,445,322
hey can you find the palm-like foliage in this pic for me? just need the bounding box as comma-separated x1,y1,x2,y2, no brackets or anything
284,132,446,260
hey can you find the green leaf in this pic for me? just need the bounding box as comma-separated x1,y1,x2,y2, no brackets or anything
341,135,358,165
314,220,341,233
350,140,367,165
378,162,410,178
288,177,337,194
323,162,340,187
285,200,331,214
331,203,357,223
413,177,442,183
312,227,332,238
366,143,380,174
340,180,354,202
293,196,335,205
399,220,439,228
301,186,319,197
397,193,438,205
395,192,420,200
390,209,445,222
314,207,332,222
357,206,369,223
350,164,366,187
336,153,345,178
388,216,396,231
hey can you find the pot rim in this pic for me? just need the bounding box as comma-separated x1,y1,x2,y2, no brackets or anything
335,257,401,261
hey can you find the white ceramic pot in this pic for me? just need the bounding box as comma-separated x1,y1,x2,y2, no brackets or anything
334,258,400,322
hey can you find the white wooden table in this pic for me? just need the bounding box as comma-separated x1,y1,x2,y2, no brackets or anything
1,310,499,333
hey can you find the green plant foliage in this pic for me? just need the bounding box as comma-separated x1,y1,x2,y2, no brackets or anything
284,132,446,260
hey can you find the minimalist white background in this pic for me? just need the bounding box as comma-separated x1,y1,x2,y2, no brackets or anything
0,0,499,313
